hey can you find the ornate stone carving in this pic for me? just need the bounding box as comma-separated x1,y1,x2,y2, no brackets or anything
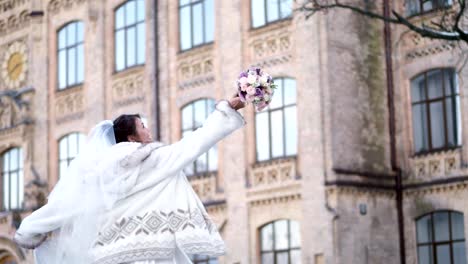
0,87,33,131
248,157,297,188
112,74,145,108
188,171,223,203
55,86,84,124
404,181,468,197
326,186,395,199
47,0,86,14
405,42,456,61
415,162,426,177
0,9,30,37
249,193,302,207
403,30,456,61
445,157,457,173
249,29,293,67
0,0,29,14
176,47,215,90
429,160,441,174
178,75,215,90
0,0,30,36
410,150,462,179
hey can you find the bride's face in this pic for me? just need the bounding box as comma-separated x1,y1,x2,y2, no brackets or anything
129,118,152,143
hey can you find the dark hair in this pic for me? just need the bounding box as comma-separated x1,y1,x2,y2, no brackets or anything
113,114,141,143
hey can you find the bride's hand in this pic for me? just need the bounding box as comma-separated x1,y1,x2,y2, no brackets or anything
228,94,246,111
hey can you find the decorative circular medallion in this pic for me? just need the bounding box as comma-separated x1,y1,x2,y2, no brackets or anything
1,41,28,89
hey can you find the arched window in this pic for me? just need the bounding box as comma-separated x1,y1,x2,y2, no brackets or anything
115,0,145,71
251,0,292,28
255,77,297,161
181,98,217,176
58,133,86,178
58,21,84,89
260,219,301,264
416,211,466,264
410,68,461,154
179,0,214,51
1,148,23,210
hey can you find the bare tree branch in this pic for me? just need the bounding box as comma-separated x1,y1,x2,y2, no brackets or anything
297,0,468,43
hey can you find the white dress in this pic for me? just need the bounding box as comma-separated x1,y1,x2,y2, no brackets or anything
14,100,245,264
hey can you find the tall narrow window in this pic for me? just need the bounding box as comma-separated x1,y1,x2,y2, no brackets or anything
255,78,297,161
251,0,292,28
115,0,146,72
179,0,214,51
181,99,217,176
260,219,301,264
58,21,84,89
1,148,23,210
416,211,466,264
411,69,461,154
406,0,453,16
58,133,86,178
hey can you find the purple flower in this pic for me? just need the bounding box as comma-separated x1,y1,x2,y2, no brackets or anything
239,71,248,78
238,89,247,102
255,88,264,96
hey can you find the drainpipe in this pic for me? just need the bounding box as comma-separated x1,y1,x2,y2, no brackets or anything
153,0,161,141
383,0,406,263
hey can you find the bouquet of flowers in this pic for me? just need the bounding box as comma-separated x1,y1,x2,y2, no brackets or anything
237,67,277,111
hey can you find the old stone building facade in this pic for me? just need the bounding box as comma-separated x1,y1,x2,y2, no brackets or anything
0,0,466,263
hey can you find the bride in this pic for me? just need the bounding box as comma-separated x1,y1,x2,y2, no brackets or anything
14,96,246,264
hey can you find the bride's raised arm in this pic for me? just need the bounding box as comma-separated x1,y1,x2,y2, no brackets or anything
139,100,245,180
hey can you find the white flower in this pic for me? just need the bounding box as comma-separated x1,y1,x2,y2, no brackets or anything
264,94,270,101
247,86,256,95
247,74,257,84
260,75,269,85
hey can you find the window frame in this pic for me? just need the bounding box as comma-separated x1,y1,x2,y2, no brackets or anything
114,0,146,73
250,0,293,29
410,68,461,155
259,219,301,264
415,210,466,264
1,148,23,211
57,21,85,90
254,77,297,162
406,0,453,17
180,98,218,176
58,133,85,179
178,0,214,52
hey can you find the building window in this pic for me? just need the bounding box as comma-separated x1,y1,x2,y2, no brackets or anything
181,98,217,176
251,0,292,28
260,219,301,264
1,148,23,210
191,255,218,264
255,78,297,162
406,0,453,16
416,211,466,264
59,133,86,178
179,0,214,51
411,68,461,154
58,21,84,89
115,0,146,72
